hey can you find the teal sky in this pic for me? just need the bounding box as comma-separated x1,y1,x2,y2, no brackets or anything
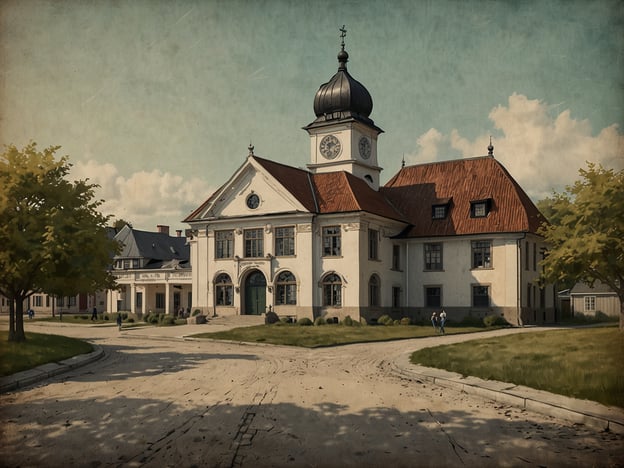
1,0,622,230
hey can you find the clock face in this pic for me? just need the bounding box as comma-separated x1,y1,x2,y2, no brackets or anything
246,194,260,209
319,134,341,159
358,136,371,159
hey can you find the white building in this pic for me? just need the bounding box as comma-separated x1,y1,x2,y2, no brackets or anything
184,37,554,325
107,225,192,316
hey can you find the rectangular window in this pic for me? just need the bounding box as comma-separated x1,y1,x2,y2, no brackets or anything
46,296,50,307
392,286,401,308
215,230,234,259
527,283,532,308
216,285,233,305
368,229,379,260
132,259,140,269
539,287,545,309
425,286,441,308
275,226,295,256
136,292,143,308
68,296,76,307
532,243,537,271
155,292,165,309
123,259,131,269
392,245,401,270
34,296,42,307
432,204,447,219
244,228,264,258
471,199,492,218
584,296,596,312
322,226,341,257
424,243,443,270
56,297,65,307
471,240,492,268
472,285,490,308
525,241,529,271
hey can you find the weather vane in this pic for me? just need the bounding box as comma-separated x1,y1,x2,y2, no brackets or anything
339,25,347,50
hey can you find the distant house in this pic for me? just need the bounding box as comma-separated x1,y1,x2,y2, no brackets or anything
570,281,621,318
107,225,191,316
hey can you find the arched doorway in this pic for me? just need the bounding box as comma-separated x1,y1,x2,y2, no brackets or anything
244,270,266,315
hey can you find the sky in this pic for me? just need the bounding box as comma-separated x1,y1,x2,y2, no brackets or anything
1,0,622,232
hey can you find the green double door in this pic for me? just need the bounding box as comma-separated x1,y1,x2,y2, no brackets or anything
244,271,266,315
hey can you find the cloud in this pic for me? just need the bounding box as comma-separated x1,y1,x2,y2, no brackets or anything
407,93,624,200
70,161,214,231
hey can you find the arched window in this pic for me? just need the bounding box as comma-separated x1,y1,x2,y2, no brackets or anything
275,271,297,305
369,274,380,307
322,273,342,307
215,273,233,306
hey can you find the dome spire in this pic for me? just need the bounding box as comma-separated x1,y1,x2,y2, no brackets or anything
338,25,348,70
487,136,494,156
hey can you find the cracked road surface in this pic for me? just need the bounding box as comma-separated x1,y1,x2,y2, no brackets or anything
1,323,622,467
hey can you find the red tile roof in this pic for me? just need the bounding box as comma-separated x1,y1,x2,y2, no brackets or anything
382,156,546,237
186,154,546,238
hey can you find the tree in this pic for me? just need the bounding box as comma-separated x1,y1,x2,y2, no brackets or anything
0,142,120,342
113,218,133,232
538,163,624,330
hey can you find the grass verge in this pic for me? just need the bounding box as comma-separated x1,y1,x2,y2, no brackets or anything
193,324,485,348
0,331,93,377
410,326,624,408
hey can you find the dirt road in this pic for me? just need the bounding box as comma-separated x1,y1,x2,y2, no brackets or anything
1,322,622,467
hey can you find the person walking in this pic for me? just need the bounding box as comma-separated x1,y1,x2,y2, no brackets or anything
439,309,447,335
431,311,438,333
91,306,98,321
116,313,122,331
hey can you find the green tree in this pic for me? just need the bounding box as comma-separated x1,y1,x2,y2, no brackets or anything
0,142,120,342
538,163,624,330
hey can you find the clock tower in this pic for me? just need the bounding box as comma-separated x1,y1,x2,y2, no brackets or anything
304,27,384,190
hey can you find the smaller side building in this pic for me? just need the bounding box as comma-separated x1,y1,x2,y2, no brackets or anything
570,281,621,319
107,225,192,316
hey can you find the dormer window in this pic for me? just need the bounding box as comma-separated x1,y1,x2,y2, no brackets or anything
432,204,448,219
470,198,492,218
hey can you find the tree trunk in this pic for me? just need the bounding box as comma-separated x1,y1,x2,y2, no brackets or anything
9,295,27,342
620,293,624,332
8,298,15,341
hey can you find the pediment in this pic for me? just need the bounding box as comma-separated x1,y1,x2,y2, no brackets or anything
189,157,311,221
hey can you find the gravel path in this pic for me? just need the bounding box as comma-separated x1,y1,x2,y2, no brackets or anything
0,322,622,467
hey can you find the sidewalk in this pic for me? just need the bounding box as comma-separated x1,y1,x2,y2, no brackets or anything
390,350,624,435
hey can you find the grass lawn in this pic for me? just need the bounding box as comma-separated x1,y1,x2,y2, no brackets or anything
410,326,624,408
193,324,485,348
0,331,93,377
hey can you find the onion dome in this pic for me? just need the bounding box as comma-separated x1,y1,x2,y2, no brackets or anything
312,48,373,120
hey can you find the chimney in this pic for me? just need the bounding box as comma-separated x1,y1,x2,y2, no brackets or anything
157,225,170,235
176,230,182,237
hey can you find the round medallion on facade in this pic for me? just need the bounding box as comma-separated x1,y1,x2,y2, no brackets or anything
246,193,260,209
319,134,342,159
358,136,371,159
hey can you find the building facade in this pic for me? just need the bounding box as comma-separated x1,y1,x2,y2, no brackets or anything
107,224,192,316
184,37,555,325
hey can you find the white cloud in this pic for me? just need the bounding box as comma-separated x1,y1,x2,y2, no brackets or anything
70,161,214,231
408,93,624,200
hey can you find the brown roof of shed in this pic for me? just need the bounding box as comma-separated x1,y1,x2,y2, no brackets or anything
382,156,546,237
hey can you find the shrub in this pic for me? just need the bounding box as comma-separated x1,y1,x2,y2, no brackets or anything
192,309,201,317
400,317,411,325
174,318,187,325
127,318,135,323
483,314,509,327
343,315,354,326
298,317,313,326
314,316,326,326
121,313,128,320
162,316,175,326
377,314,393,326
360,317,367,326
265,311,280,324
104,315,109,321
